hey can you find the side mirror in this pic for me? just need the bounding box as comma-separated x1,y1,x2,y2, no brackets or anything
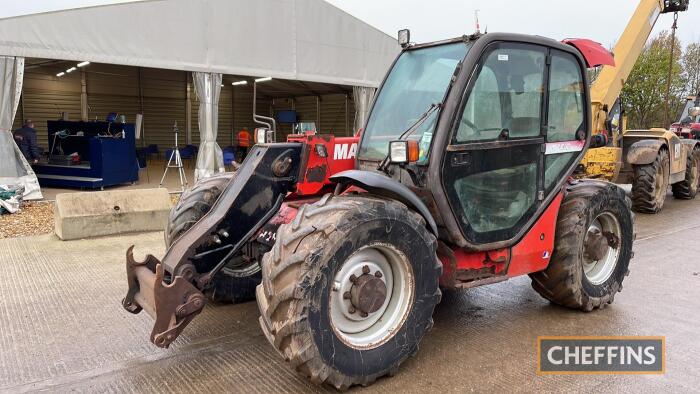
389,140,419,164
689,107,700,118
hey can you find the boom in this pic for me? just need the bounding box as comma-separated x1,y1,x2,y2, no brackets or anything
590,0,688,133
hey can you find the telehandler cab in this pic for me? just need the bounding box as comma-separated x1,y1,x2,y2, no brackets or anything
671,93,700,139
123,31,635,389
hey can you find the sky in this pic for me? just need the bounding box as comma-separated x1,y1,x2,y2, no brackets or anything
324,0,700,48
1,0,699,48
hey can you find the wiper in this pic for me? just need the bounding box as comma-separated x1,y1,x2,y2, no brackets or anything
377,102,442,172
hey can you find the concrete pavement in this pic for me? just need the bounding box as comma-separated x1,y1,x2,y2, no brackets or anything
0,192,699,393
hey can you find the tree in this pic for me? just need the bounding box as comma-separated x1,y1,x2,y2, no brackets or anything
621,31,685,129
682,42,700,97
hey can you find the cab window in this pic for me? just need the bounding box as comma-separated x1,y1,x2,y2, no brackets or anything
544,51,586,190
454,45,546,143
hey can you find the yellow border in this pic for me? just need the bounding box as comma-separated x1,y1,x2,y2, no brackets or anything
536,336,666,375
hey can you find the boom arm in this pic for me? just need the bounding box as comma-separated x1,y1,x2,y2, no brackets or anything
590,0,688,133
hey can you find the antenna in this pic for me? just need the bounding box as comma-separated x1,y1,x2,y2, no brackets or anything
474,10,481,34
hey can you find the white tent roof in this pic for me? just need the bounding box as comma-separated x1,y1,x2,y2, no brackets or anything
0,0,399,87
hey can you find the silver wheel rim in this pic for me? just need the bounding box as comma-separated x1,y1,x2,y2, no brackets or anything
329,244,414,349
221,256,260,277
582,212,621,285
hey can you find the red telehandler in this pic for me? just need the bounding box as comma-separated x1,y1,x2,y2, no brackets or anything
123,30,636,389
671,93,700,139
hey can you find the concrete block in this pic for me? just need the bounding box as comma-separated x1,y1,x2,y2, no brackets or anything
54,188,172,240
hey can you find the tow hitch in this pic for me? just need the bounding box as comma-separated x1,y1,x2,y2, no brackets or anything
123,246,206,348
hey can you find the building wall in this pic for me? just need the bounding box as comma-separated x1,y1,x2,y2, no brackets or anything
18,63,356,152
21,67,82,147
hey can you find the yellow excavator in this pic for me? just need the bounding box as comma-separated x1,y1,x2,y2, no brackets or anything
579,0,700,213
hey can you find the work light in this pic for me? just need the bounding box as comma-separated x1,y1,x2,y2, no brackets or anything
255,128,267,144
398,29,411,48
389,140,419,163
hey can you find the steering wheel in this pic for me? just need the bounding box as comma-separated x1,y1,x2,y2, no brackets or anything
459,118,503,140
459,117,481,138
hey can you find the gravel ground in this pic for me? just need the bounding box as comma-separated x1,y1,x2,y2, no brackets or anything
0,201,55,239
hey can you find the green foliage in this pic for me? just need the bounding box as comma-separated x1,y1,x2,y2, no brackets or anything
621,31,686,129
682,42,700,97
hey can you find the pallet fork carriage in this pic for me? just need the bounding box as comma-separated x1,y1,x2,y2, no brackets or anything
124,26,637,392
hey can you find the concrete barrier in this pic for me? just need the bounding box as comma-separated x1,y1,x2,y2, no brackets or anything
54,188,172,240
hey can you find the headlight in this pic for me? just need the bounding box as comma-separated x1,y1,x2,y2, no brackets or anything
389,140,419,163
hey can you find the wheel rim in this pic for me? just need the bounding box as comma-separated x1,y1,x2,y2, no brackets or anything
691,157,699,191
329,244,414,349
582,212,622,285
221,256,260,277
654,158,669,204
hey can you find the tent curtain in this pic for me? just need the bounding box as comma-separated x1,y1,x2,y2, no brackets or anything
0,56,42,200
353,86,376,133
193,72,224,182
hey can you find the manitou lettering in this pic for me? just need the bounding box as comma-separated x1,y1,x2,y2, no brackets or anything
333,143,358,160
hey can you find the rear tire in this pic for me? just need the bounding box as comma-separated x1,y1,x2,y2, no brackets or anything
672,147,700,199
165,171,260,303
631,149,670,213
257,195,441,390
530,181,634,311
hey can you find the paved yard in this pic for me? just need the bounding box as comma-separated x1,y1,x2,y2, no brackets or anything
0,192,699,393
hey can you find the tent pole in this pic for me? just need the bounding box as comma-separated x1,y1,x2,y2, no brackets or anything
80,70,88,121
185,73,192,145
231,85,236,146
138,67,145,147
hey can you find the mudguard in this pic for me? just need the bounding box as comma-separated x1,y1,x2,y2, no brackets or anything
330,170,438,236
626,140,666,166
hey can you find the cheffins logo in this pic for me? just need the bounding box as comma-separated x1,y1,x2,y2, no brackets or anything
537,336,664,374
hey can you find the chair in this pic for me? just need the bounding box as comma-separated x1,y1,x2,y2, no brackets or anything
145,144,159,160
179,145,198,168
223,150,236,167
136,148,150,183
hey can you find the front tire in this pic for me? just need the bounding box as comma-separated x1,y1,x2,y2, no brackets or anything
631,149,670,213
257,195,441,390
672,147,700,199
165,172,260,303
530,181,634,311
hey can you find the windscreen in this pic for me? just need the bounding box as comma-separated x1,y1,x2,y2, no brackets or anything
358,42,470,161
678,98,699,123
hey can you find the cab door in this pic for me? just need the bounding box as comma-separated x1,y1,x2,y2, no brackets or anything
441,42,587,247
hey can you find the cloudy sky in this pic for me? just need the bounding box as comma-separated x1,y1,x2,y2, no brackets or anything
2,0,699,47
325,0,700,47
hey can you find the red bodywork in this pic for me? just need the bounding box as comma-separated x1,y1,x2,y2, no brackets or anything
286,132,360,196
265,132,564,288
438,193,562,288
562,39,615,68
670,122,700,140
